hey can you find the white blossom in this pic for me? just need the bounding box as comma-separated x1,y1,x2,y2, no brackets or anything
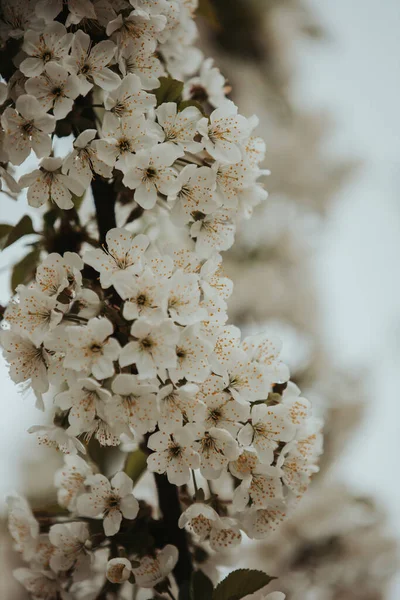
66,29,120,95
1,94,55,165
178,502,220,541
28,424,86,454
94,112,155,173
119,317,179,379
77,472,139,536
62,129,113,189
56,377,112,434
158,383,205,433
25,63,81,120
118,39,164,89
132,545,178,588
190,424,240,480
106,557,132,584
85,227,149,289
169,325,213,383
147,428,199,485
123,144,183,209
197,100,250,163
104,73,156,117
184,58,228,108
169,164,219,226
49,522,90,577
104,374,158,435
54,455,93,511
64,317,120,379
155,102,203,152
5,288,62,346
7,495,39,561
19,157,84,210
20,22,73,77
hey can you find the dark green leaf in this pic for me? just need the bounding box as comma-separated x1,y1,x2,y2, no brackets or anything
124,449,147,483
0,224,13,248
1,215,36,250
190,570,214,600
11,248,40,292
197,0,220,30
213,569,276,600
154,77,184,106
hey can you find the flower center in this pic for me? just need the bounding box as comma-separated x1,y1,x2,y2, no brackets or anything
21,120,34,135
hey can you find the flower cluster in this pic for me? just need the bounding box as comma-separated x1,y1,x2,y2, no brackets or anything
0,0,322,598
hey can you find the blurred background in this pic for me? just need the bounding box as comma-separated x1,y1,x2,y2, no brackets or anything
1,0,400,598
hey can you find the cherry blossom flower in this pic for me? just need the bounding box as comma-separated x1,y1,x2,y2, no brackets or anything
132,545,178,588
197,100,250,163
7,495,39,561
147,428,199,485
184,58,229,108
167,270,206,325
114,266,169,320
242,333,290,386
104,73,156,117
158,383,205,433
19,157,85,210
209,517,242,552
106,10,166,49
118,39,164,89
54,455,93,511
56,377,112,434
20,22,73,77
25,63,81,120
104,374,158,435
178,503,220,541
13,569,66,600
169,164,219,225
123,144,183,209
190,424,240,480
119,317,179,378
190,208,236,258
155,102,203,152
106,557,132,583
35,252,83,301
28,424,86,454
281,382,312,426
1,330,49,408
241,503,287,540
66,29,120,95
203,392,250,436
85,227,149,289
77,472,139,536
62,129,113,189
169,325,213,383
94,112,155,173
49,522,90,577
230,451,283,511
64,317,120,379
5,288,62,346
1,94,55,165
238,403,296,464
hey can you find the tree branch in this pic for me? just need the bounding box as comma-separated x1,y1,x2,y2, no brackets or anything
91,177,117,245
154,473,193,587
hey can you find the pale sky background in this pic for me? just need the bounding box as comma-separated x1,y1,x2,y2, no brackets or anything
1,0,400,597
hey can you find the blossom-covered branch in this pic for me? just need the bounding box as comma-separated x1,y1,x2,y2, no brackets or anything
0,1,322,598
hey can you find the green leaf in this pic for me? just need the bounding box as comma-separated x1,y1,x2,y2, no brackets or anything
154,77,184,106
213,569,275,600
197,0,220,30
190,570,214,600
124,449,148,483
11,248,40,292
1,215,36,250
0,224,13,248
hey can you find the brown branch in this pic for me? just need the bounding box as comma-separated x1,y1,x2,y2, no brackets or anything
154,473,193,588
